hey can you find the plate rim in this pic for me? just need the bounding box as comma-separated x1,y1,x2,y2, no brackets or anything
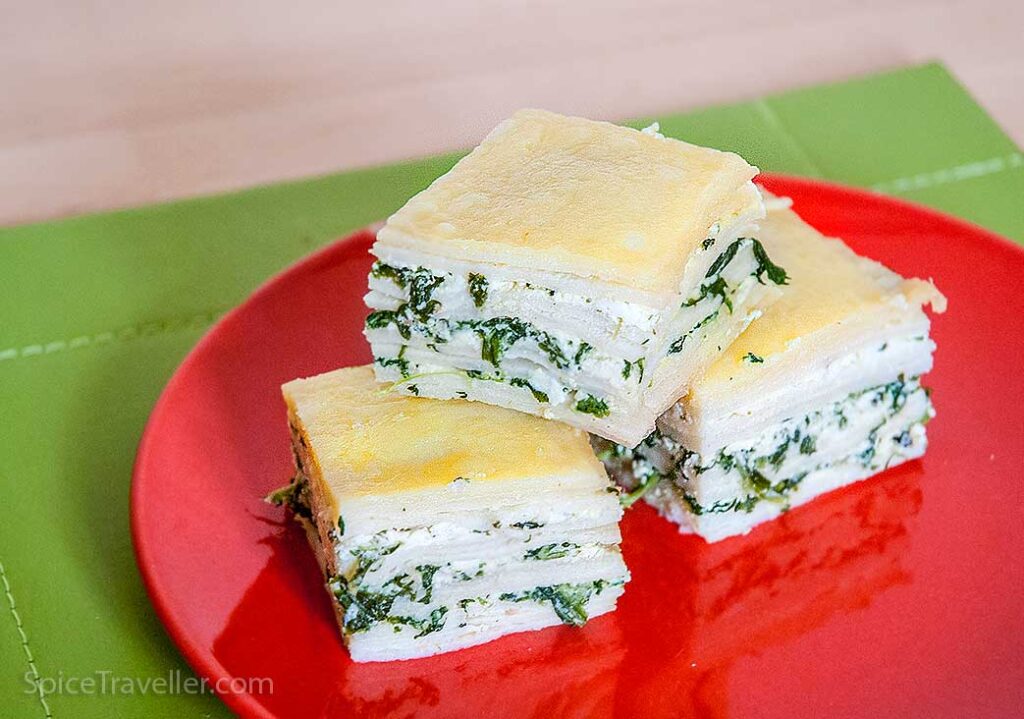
128,173,1023,717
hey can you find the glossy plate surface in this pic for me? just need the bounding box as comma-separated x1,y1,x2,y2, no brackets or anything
132,175,1024,718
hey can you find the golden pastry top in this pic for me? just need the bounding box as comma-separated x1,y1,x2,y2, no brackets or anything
703,201,946,384
283,365,606,499
375,109,762,296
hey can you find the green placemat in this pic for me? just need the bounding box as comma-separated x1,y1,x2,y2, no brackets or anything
1,62,1021,718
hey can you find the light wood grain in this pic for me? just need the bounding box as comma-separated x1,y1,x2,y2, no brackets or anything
2,0,1021,226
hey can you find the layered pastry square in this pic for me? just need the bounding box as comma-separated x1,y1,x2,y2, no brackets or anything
270,365,629,662
364,109,788,447
597,197,945,541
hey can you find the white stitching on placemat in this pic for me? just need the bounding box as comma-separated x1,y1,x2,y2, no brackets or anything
753,100,826,177
0,560,53,718
871,152,1023,194
0,308,228,364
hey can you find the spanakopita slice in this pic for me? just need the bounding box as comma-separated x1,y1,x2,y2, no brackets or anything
364,109,787,447
268,365,629,662
597,196,946,541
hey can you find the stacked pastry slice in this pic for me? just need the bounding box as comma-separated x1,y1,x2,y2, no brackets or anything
270,365,629,662
364,109,788,447
597,197,946,541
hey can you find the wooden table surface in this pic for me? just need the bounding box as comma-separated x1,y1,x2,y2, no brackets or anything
2,0,1020,227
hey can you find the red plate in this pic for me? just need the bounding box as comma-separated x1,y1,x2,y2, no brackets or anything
132,175,1024,718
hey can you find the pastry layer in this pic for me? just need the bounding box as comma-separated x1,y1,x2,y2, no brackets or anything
377,109,763,298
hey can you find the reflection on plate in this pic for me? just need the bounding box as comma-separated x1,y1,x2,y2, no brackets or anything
210,455,921,717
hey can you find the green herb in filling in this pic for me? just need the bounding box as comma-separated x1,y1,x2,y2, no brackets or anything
467,316,569,369
799,435,816,455
750,238,790,285
500,580,615,627
365,309,410,339
524,542,579,561
575,394,610,418
509,377,549,403
742,352,764,363
468,273,489,308
510,520,544,529
683,275,732,313
375,354,411,378
371,262,413,287
331,579,398,633
388,607,449,638
415,564,440,604
574,342,594,366
465,369,550,404
455,563,486,581
365,265,446,337
635,377,926,516
668,309,720,354
622,357,645,381
620,471,661,508
350,540,401,582
705,239,743,278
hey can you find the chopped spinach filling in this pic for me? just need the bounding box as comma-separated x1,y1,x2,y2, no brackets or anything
329,559,447,637
499,579,618,627
366,264,447,338
374,353,410,378
263,478,313,522
468,316,571,369
799,434,816,455
574,342,594,367
391,607,449,638
454,563,485,581
705,238,743,278
468,273,489,308
575,394,610,418
621,357,645,382
365,265,592,378
370,262,414,287
464,368,550,404
510,520,544,529
619,471,661,509
668,238,788,354
750,238,790,285
524,542,580,561
683,275,732,313
606,376,928,516
509,377,550,403
349,540,401,582
668,309,720,354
